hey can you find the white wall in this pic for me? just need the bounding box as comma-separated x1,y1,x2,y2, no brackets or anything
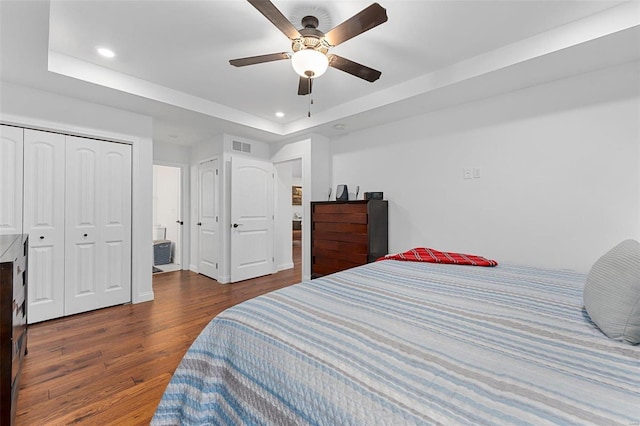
0,81,155,302
154,141,190,164
331,62,640,273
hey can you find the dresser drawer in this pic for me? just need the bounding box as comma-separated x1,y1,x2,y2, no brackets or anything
313,247,368,264
313,231,368,245
13,254,25,277
312,257,362,277
313,203,367,214
11,327,26,385
313,239,368,254
13,298,26,331
312,213,368,224
12,255,26,302
313,222,367,234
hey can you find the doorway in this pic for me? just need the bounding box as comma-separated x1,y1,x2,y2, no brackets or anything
274,158,303,281
291,159,302,274
152,164,183,273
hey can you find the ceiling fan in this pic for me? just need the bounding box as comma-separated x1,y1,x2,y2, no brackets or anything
230,1,388,98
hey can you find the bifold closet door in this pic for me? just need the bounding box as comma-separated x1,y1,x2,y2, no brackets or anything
24,129,66,323
64,136,132,316
0,125,23,236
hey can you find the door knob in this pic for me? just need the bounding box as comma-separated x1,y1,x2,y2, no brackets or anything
197,222,202,226
176,220,184,225
233,223,240,228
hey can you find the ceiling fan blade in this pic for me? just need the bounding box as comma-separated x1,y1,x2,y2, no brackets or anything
324,3,388,47
328,54,381,82
247,0,301,40
298,76,313,96
229,52,290,67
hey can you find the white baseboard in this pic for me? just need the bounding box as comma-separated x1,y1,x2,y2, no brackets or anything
134,291,155,304
278,262,294,271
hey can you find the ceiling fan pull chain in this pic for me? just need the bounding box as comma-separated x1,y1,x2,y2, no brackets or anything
308,77,312,117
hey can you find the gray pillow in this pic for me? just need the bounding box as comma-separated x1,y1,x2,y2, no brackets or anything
584,239,640,344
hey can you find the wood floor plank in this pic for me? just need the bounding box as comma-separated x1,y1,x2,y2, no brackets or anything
16,246,302,425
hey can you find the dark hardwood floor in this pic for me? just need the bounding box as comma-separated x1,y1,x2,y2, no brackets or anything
16,242,302,425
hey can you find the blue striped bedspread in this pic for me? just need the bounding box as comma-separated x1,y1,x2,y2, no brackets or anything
152,261,640,425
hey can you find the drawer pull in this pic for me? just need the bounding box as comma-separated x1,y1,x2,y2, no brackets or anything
39,235,45,240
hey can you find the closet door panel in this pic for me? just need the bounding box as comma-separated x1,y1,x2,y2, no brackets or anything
24,129,65,323
65,136,103,315
76,243,97,293
0,125,23,235
100,142,131,301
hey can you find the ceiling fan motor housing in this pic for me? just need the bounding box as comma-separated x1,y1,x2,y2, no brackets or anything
292,16,331,54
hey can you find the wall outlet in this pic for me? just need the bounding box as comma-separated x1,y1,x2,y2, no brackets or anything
463,168,472,179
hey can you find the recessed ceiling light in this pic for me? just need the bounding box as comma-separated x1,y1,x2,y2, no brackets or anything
333,123,346,130
275,112,285,118
97,47,115,58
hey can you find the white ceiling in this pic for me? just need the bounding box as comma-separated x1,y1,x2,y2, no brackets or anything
1,0,638,146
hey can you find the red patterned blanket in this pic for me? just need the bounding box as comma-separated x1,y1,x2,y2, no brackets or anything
379,247,498,267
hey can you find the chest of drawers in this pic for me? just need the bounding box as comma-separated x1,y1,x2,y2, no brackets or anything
311,200,388,278
0,234,28,426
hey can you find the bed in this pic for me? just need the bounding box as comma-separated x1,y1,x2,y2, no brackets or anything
152,259,640,425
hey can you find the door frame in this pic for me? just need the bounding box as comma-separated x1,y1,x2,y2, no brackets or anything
272,154,306,282
153,160,189,270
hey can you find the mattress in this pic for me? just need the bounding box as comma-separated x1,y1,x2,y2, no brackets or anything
152,261,640,425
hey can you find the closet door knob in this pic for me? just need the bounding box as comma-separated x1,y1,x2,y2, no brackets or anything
197,222,202,226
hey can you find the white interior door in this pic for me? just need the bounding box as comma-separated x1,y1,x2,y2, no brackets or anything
23,129,66,323
230,156,274,282
65,136,132,315
0,125,23,235
198,158,218,279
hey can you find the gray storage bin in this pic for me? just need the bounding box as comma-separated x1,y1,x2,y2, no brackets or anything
154,240,171,265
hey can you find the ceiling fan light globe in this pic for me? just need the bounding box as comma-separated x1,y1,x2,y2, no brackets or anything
291,49,328,79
